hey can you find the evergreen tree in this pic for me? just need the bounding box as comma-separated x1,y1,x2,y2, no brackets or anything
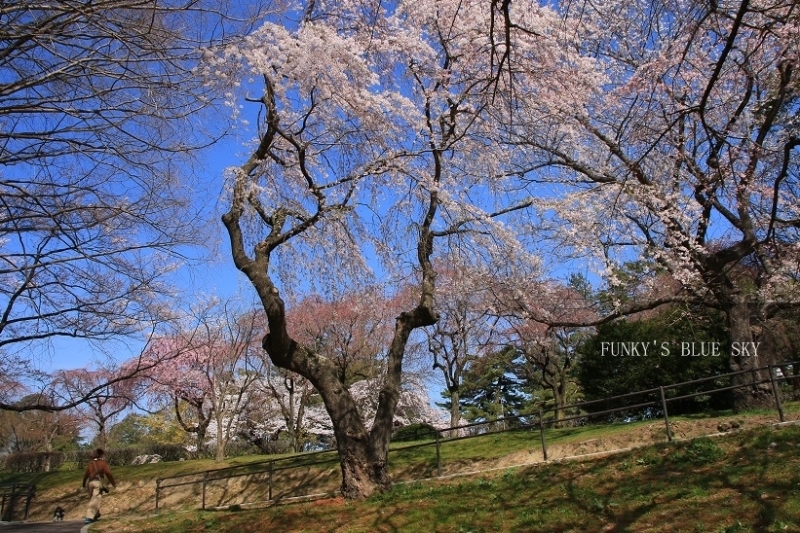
440,347,530,429
578,307,731,418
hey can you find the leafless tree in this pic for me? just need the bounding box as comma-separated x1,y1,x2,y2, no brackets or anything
427,265,500,434
52,368,139,448
0,0,271,406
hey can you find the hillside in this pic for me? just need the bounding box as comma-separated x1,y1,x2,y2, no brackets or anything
3,410,799,532
90,421,800,533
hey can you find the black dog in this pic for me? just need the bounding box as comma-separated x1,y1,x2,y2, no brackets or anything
53,506,65,521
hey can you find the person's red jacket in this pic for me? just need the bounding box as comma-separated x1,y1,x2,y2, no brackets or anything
82,458,116,488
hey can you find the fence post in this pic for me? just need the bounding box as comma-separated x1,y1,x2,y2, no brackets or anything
435,432,442,476
268,460,274,501
155,478,161,513
660,386,673,442
2,485,15,522
539,409,548,461
23,485,34,520
769,365,785,423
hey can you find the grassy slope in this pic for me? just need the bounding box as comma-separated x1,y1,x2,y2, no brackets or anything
91,426,800,533
83,422,800,533
3,409,799,532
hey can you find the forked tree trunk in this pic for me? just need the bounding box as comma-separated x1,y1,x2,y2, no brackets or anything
336,429,391,499
263,328,405,499
309,368,393,499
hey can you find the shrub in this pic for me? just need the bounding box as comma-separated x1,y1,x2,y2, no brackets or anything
392,423,441,442
3,452,65,473
222,440,261,458
64,444,188,468
145,444,187,462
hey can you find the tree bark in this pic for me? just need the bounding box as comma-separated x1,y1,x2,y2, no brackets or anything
551,380,567,428
256,306,432,499
448,389,461,437
726,294,771,411
336,427,390,499
214,410,227,462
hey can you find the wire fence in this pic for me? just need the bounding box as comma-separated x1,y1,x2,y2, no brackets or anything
0,483,36,521
154,360,799,512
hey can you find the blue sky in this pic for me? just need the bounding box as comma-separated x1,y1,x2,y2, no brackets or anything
40,136,250,373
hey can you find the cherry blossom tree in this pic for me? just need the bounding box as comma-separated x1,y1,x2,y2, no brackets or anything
497,0,800,409
427,264,501,432
140,336,215,454
286,290,396,385
145,298,266,460
208,0,560,498
246,365,330,453
349,377,449,430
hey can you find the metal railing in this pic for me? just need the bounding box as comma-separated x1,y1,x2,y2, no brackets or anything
155,449,341,511
0,483,36,521
153,360,799,512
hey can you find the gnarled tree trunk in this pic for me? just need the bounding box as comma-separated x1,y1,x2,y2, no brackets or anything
256,295,435,498
221,46,442,498
723,293,771,411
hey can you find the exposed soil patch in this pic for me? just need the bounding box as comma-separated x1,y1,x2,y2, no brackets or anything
434,413,777,479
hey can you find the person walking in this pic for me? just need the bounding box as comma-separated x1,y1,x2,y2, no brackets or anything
82,448,116,524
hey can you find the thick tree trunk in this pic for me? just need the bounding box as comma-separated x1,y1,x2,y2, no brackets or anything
306,365,390,498
448,389,460,438
727,296,771,411
552,381,567,428
336,428,390,499
294,365,389,499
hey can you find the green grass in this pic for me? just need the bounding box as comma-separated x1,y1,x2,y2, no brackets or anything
5,403,795,491
3,403,798,531
76,422,800,533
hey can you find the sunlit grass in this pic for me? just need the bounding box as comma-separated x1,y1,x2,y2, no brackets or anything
3,401,797,531
83,422,800,533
